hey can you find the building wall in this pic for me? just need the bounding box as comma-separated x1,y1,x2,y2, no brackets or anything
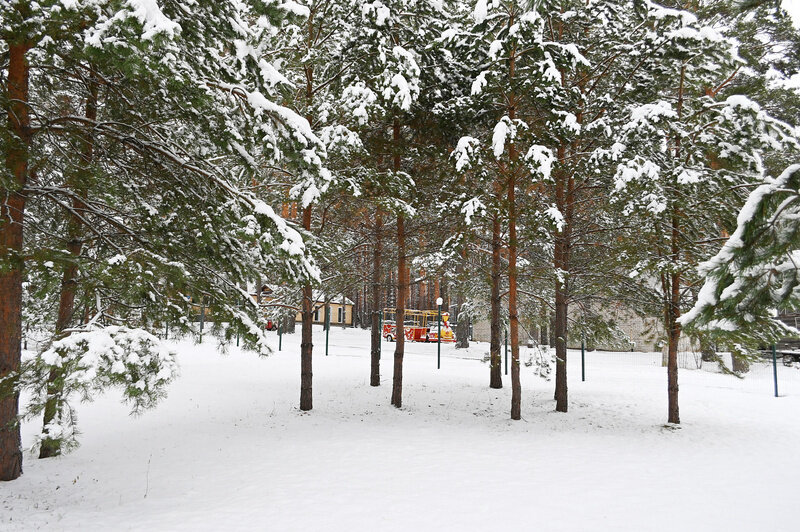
294,302,353,326
472,317,491,343
471,304,696,354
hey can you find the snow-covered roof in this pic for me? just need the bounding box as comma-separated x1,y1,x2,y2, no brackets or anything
312,290,354,306
252,285,353,306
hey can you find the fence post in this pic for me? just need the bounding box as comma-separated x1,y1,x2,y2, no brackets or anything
504,327,508,376
581,338,585,382
325,305,330,356
772,344,779,398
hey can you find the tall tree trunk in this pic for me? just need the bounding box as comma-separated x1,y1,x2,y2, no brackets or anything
489,214,502,388
667,210,681,424
299,18,316,412
391,118,406,408
300,208,314,411
370,210,383,386
391,214,406,407
1,42,31,481
40,65,98,459
455,248,469,349
539,305,548,345
665,65,686,425
553,144,569,413
508,172,521,420
507,17,521,420
553,282,568,412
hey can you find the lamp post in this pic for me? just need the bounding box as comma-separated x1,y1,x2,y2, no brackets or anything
436,297,443,369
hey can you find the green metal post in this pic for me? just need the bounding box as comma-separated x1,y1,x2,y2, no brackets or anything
278,321,282,351
504,327,508,376
581,339,585,382
773,344,779,397
437,304,442,370
165,321,169,341
325,305,330,356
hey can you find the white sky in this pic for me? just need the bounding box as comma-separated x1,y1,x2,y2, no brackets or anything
784,0,800,28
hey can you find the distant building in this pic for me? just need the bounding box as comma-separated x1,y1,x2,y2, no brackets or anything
470,301,696,353
255,285,354,326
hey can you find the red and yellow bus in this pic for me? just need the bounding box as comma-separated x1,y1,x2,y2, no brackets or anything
382,308,455,343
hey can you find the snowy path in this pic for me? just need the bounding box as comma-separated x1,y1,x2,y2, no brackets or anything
3,326,799,531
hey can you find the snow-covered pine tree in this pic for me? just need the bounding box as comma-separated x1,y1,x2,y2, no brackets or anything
268,0,388,408
2,0,329,473
676,0,800,347
514,0,643,413
680,163,800,346
452,0,586,419
609,0,797,424
346,0,451,408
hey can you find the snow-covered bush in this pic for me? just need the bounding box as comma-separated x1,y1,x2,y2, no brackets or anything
18,326,179,455
525,344,555,381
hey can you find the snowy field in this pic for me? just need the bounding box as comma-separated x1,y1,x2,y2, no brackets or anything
3,326,800,531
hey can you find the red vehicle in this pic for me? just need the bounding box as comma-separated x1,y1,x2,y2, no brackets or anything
382,309,455,343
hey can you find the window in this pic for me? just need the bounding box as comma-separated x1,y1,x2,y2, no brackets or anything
314,308,319,322
338,307,343,323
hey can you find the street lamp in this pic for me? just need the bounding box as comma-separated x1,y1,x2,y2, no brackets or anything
436,297,443,369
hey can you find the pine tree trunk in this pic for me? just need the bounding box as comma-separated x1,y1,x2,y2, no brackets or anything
731,354,750,373
39,203,84,459
40,67,97,459
665,67,685,425
508,174,521,420
554,144,570,413
667,306,680,424
455,248,469,349
300,207,313,411
298,22,315,412
391,118,406,408
370,210,383,386
507,22,521,420
391,214,406,407
554,283,568,412
667,210,681,424
0,42,31,481
540,305,548,346
489,214,502,389
455,310,469,348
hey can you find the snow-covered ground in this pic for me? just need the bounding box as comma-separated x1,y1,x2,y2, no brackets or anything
3,326,800,531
